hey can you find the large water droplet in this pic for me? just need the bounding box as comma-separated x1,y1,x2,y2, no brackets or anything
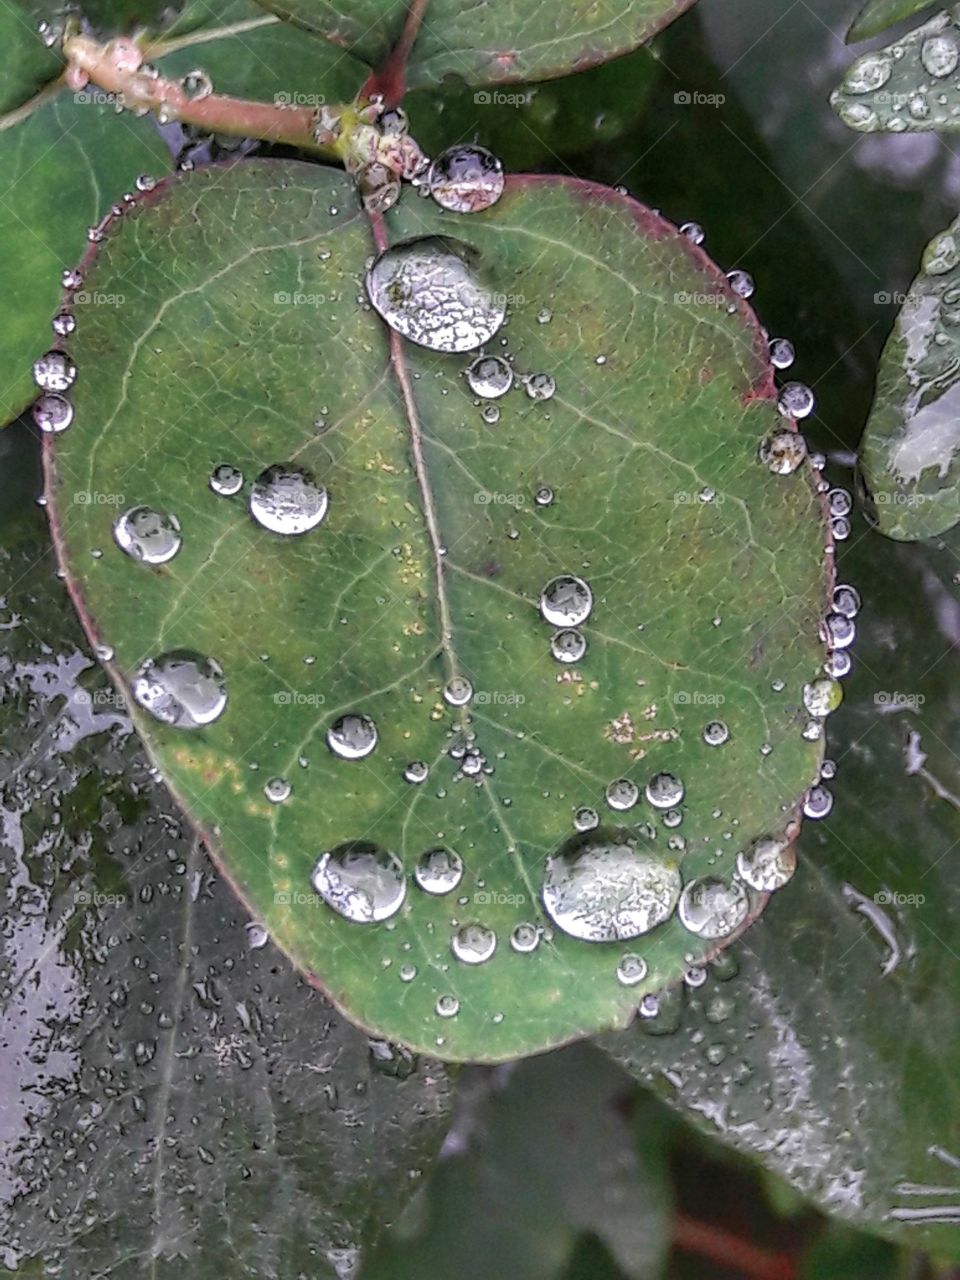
768,337,795,369
540,574,593,626
414,847,463,895
832,584,861,618
443,676,473,707
327,713,378,760
366,236,505,353
249,464,328,535
541,831,682,942
551,628,587,663
921,32,959,78
777,382,815,419
803,784,834,820
466,354,513,398
311,842,406,923
113,505,182,565
759,428,807,475
843,51,893,94
803,676,843,718
428,145,504,213
451,922,497,964
736,836,796,892
645,771,684,809
605,778,639,812
678,876,749,938
33,393,73,433
33,350,76,392
131,650,227,728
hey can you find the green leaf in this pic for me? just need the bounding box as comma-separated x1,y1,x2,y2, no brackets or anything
859,214,960,541
0,4,62,116
602,518,960,1258
363,1045,672,1280
0,96,172,424
0,437,452,1277
249,0,698,88
831,9,960,134
846,0,938,42
46,159,830,1063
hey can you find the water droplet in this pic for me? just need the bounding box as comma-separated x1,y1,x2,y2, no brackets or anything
52,311,75,337
381,107,408,135
702,720,730,747
537,307,552,324
414,847,463,895
573,806,599,832
357,161,401,213
32,393,73,433
551,628,586,664
803,676,843,718
135,173,157,192
443,675,473,707
404,760,429,784
524,372,556,401
616,952,647,985
678,876,749,939
832,584,861,617
759,428,807,475
436,994,460,1017
131,650,227,728
843,51,893,94
684,964,707,988
451,922,497,964
802,719,823,741
264,776,291,803
831,515,851,542
482,404,500,424
428,144,504,213
768,337,795,369
921,33,959,78
366,236,505,353
245,921,269,949
824,649,852,678
94,642,114,661
803,784,833,820
837,101,879,131
466,354,513,398
113,505,182,565
736,836,796,892
33,350,76,392
828,488,852,517
209,464,243,496
181,68,213,99
62,268,83,289
777,381,815,419
645,771,684,809
726,269,754,298
605,778,639,811
327,713,378,760
312,842,405,922
540,574,592,626
824,612,856,650
541,831,682,942
510,922,540,953
250,464,328,535
638,993,660,1018
535,485,555,507
680,221,705,245
399,963,417,982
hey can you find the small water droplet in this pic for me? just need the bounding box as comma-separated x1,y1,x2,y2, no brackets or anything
414,847,464,895
524,372,556,401
843,50,893,94
428,144,504,213
616,952,647,985
736,836,796,891
466,354,513,398
52,311,75,337
132,650,227,728
768,337,795,369
678,876,749,939
777,382,815,419
209,463,244,496
921,32,958,78
551,628,587,664
824,649,852,678
33,350,76,392
803,784,834,820
264,776,291,803
726,269,754,298
181,68,213,100
759,428,807,475
573,806,600,832
540,574,592,626
436,993,460,1017
135,173,157,192
702,720,730,747
404,760,429,784
399,963,417,982
451,922,497,964
828,487,852,517
534,485,554,507
250,464,328,535
510,922,540,953
803,676,843,718
327,713,378,760
684,964,707,988
680,221,705,245
245,921,269,949
645,771,684,810
312,842,406,923
832,584,861,617
443,675,473,707
605,778,639,811
32,393,73,433
113,505,182,565
824,612,856,650
357,161,401,213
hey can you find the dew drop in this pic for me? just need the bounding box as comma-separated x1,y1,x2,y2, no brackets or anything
768,337,795,369
311,842,406,923
466,354,513,398
551,628,587,664
33,350,76,392
366,236,505,353
824,612,856,650
510,922,540,953
443,675,473,707
540,574,592,627
616,952,647,985
52,311,75,337
726,269,754,298
414,847,464,895
541,830,682,942
535,485,555,507
404,760,429,784
436,994,460,1017
803,784,834,820
803,676,843,718
326,713,378,760
921,33,959,78
736,836,796,892
605,777,639,811
824,649,852,679
264,776,291,803
135,173,157,192
181,68,213,100
131,650,227,728
684,964,708,988
427,144,504,213
451,922,497,964
32,393,73,433
828,487,853,517
357,161,401,213
113,505,182,565
832,584,861,617
831,515,851,541
777,381,815,419
842,51,893,94
399,963,417,982
209,463,243,496
759,428,807,475
638,993,660,1018
678,876,749,939
245,921,269,949
680,221,705,245
573,806,599,832
645,771,684,810
524,372,556,401
702,720,730,747
482,404,500,424
249,464,328,535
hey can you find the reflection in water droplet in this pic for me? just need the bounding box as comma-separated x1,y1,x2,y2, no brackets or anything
678,876,749,939
759,428,807,475
436,994,460,1017
702,720,729,747
209,463,244,496
737,835,796,892
842,51,892,94
726,269,754,298
921,32,959,78
52,311,75,337
616,953,647,985
680,221,705,245
414,847,463,895
684,964,707,988
366,236,506,353
113,505,182,565
525,372,556,401
540,574,592,626
404,760,429,784
466,354,513,398
645,771,684,810
535,486,555,507
428,145,504,213
803,677,843,718
768,337,795,369
551,628,587,664
510,922,540,953
132,650,227,728
824,650,852,679
327,713,378,760
832,584,861,617
33,350,76,392
33,393,73,433
605,778,639,811
639,993,660,1018
443,676,473,707
803,785,833,820
451,923,497,964
399,963,417,982
824,612,856,650
574,806,599,832
264,776,291,803
311,841,406,923
357,161,401,214
777,382,815,419
250,464,328,535
541,831,682,942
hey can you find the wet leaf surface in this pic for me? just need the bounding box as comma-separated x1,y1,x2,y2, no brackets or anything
846,0,940,43
45,159,830,1062
0,427,453,1275
0,4,62,116
859,213,960,541
601,513,960,1259
249,0,698,89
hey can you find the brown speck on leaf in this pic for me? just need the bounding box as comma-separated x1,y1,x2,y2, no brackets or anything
477,560,502,579
606,712,634,744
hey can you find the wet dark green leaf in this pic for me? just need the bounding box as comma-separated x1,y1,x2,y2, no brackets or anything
859,213,960,541
602,514,960,1259
44,160,832,1062
0,427,453,1277
0,4,62,116
847,0,939,43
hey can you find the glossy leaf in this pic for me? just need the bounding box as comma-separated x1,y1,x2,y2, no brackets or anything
0,439,452,1276
0,96,171,424
249,0,698,89
859,214,960,540
602,516,960,1258
831,9,960,134
846,0,938,42
46,160,830,1062
0,4,62,116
